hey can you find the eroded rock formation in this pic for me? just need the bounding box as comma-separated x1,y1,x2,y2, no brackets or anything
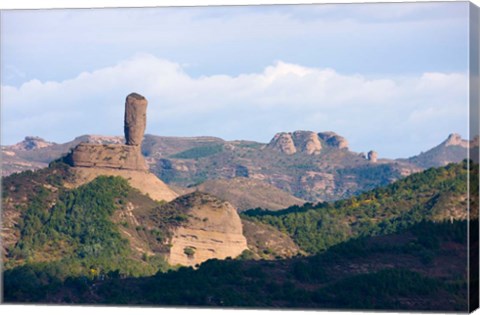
167,192,248,267
444,133,469,148
292,131,322,155
267,130,349,155
66,143,148,171
318,131,349,149
367,150,378,163
66,93,148,171
124,93,148,146
267,132,297,155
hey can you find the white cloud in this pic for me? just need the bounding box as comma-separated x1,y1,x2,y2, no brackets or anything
1,54,468,158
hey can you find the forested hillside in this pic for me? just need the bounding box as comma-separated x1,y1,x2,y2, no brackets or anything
4,220,472,311
243,160,476,253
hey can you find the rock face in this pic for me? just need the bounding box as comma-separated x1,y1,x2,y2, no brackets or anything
124,93,148,146
292,131,322,155
318,131,349,149
267,130,349,155
367,150,378,163
267,132,297,155
66,143,148,171
12,136,54,151
444,133,469,148
66,93,148,171
167,192,248,267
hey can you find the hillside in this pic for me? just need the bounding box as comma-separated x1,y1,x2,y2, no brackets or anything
1,163,298,272
149,131,421,202
243,160,477,253
4,220,472,311
189,177,305,211
2,160,476,310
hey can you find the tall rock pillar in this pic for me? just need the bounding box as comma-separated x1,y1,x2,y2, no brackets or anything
124,93,148,146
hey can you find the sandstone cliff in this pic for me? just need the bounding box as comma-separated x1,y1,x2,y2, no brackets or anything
367,150,378,163
266,132,297,155
266,130,348,155
167,192,248,267
292,131,322,155
65,143,148,171
317,131,349,149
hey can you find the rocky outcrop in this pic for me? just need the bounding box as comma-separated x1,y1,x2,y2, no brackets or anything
267,130,349,155
12,136,54,151
66,93,149,171
367,150,378,163
267,132,297,155
75,135,124,145
65,143,148,171
292,131,322,155
318,131,349,149
444,133,469,148
124,93,148,146
167,192,248,267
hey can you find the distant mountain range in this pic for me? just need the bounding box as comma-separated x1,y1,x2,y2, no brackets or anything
1,131,476,207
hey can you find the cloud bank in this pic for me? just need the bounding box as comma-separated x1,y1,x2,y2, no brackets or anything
1,54,468,158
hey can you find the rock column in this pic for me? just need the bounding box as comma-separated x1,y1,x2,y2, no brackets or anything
367,150,378,163
124,93,148,146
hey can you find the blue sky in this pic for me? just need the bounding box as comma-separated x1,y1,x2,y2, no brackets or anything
0,2,471,158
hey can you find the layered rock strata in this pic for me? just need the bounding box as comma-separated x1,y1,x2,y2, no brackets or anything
124,93,148,146
66,143,148,171
167,192,248,267
66,93,148,171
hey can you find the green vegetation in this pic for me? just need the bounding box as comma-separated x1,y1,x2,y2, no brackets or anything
4,174,175,281
171,144,224,159
183,247,196,257
11,176,130,262
3,220,470,310
243,161,473,253
314,269,444,309
2,161,474,310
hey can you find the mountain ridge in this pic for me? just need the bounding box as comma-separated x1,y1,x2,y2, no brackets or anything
2,131,473,205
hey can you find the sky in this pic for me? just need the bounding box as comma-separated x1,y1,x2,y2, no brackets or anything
0,2,471,158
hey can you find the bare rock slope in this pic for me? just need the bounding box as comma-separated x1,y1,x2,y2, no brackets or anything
167,192,248,267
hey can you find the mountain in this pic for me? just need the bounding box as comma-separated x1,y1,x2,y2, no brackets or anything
1,132,472,204
401,133,476,169
243,160,477,254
